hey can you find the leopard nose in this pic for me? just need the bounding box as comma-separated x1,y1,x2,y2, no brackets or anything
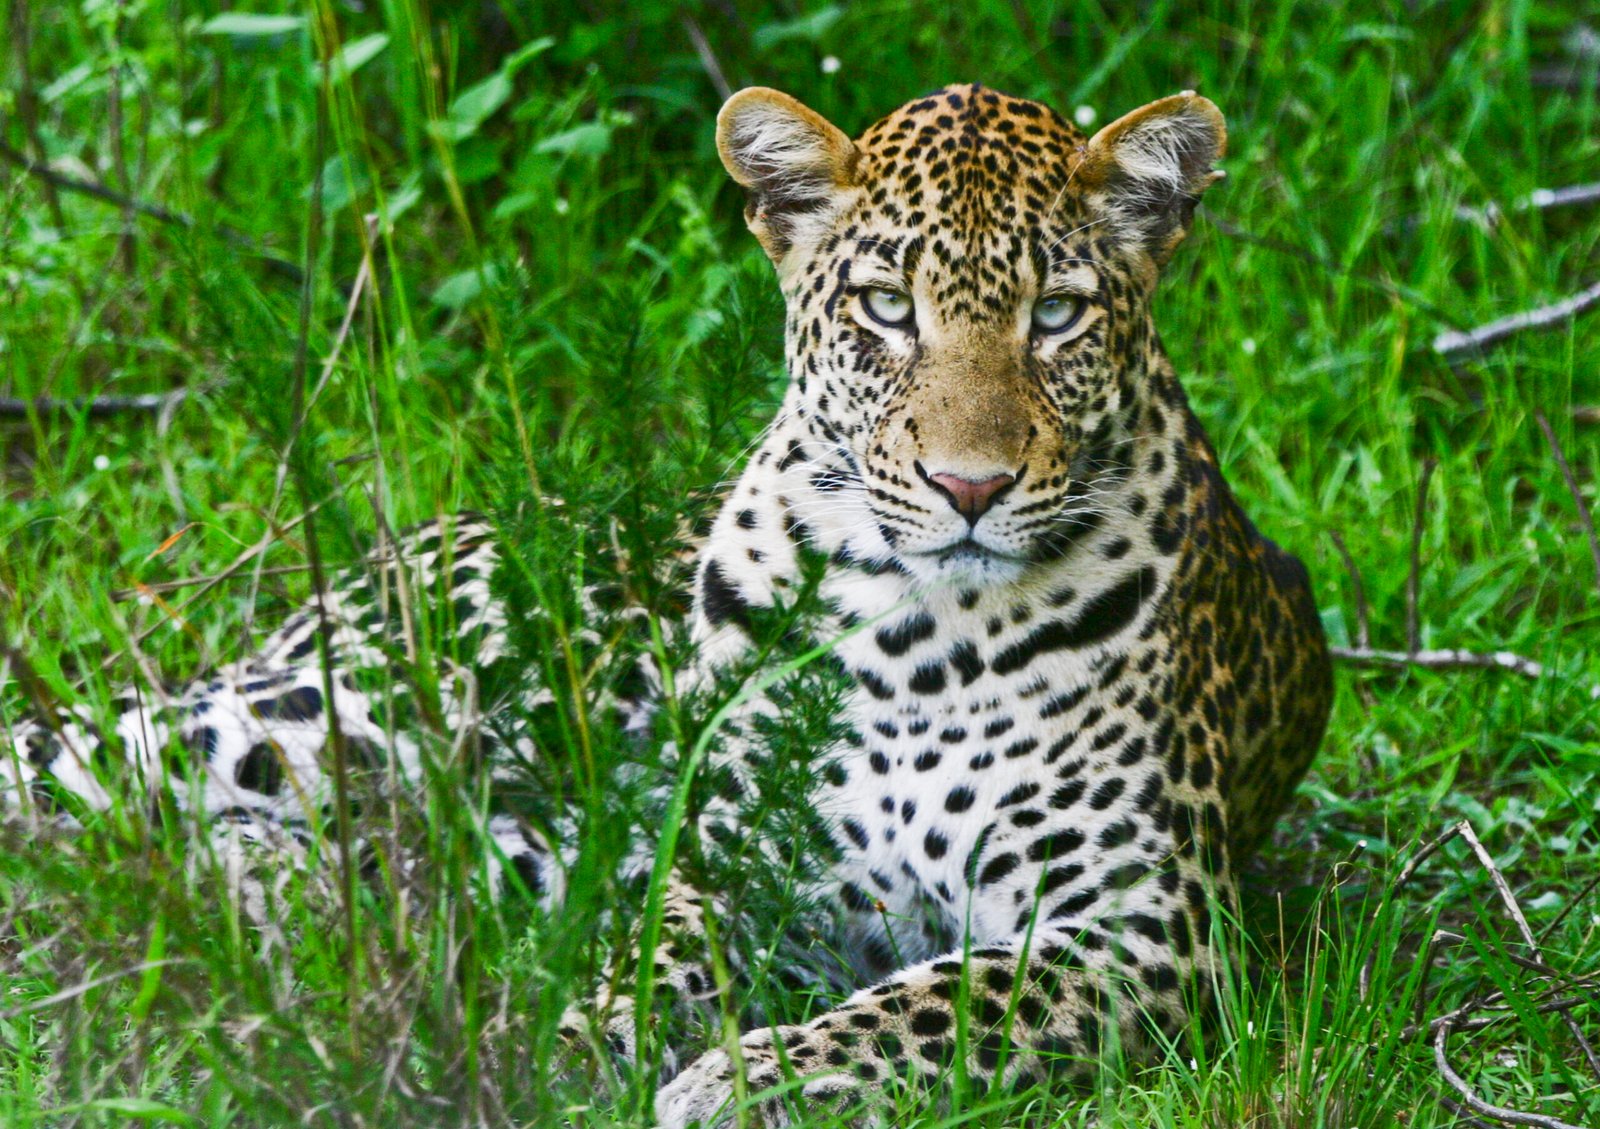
924,469,1017,523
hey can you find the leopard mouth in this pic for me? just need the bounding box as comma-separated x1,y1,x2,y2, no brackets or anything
922,536,1028,566
936,541,1000,563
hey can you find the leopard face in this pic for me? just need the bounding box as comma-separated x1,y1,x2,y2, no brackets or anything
717,83,1225,585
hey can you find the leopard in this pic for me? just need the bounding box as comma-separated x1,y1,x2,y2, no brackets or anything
2,82,1332,1127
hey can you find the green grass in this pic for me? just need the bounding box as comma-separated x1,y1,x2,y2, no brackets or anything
3,0,1598,1125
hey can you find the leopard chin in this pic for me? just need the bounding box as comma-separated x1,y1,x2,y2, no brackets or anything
899,539,1031,587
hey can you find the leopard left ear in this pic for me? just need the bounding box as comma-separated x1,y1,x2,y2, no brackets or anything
1079,92,1226,264
717,87,860,265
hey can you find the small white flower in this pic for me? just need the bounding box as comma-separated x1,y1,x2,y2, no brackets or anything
1247,1020,1256,1037
1074,105,1097,127
1357,839,1367,849
553,198,570,215
93,454,110,471
1188,1057,1197,1070
820,55,841,75
1241,337,1257,356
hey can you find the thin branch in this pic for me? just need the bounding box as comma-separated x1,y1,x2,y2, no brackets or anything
1536,870,1600,948
0,140,189,226
107,6,135,272
9,1,66,230
1202,209,1459,323
1415,989,1600,1040
291,32,360,1033
1534,410,1600,599
0,140,304,283
109,562,316,602
1407,459,1436,654
1454,821,1600,1082
1432,1033,1588,1129
1531,64,1599,91
1434,278,1600,357
680,13,732,101
1575,406,1600,426
1413,183,1600,230
0,388,197,418
1330,646,1553,680
0,960,189,1021
1329,531,1371,649
117,503,324,662
1378,823,1600,1125
1438,1095,1509,1129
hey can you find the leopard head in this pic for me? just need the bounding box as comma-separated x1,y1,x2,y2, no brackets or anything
716,83,1225,584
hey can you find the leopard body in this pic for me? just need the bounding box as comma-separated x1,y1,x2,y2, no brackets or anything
3,83,1331,1126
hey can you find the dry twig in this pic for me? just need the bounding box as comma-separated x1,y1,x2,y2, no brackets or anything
0,140,304,283
1330,646,1551,680
1329,530,1371,649
1429,183,1600,229
1434,1023,1589,1129
1203,209,1457,322
109,562,316,603
1534,410,1600,598
1407,459,1436,654
0,387,199,419
1434,278,1600,356
1374,822,1600,1128
681,14,732,101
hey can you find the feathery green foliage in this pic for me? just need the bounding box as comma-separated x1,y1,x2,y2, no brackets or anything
2,1,1597,1125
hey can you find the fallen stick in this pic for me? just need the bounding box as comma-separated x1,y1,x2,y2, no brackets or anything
1331,646,1599,698
0,140,304,283
1331,646,1547,679
1407,460,1436,654
1446,183,1600,228
1374,822,1600,1127
1434,278,1600,356
1535,410,1600,597
1435,1022,1589,1129
0,389,194,418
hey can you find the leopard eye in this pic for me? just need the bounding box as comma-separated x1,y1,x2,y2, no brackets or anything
862,287,914,329
1032,294,1085,335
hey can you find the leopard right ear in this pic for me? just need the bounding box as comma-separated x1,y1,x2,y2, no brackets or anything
1078,91,1226,265
717,88,860,263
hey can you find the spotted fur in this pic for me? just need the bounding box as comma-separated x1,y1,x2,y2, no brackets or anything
656,83,1330,1124
2,84,1331,1127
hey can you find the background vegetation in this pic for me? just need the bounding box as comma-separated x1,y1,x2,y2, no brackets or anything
2,0,1598,1125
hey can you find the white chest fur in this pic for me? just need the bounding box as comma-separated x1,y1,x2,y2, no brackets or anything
814,563,1159,954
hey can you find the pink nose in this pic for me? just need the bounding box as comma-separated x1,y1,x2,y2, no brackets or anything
927,471,1016,522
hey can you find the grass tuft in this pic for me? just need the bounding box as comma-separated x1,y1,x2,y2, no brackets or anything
2,2,1597,1125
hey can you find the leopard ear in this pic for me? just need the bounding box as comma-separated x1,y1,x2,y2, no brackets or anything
717,87,860,263
1079,92,1226,264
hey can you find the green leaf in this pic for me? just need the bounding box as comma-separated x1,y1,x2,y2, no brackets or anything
437,72,512,142
79,1099,195,1124
431,37,554,142
199,13,305,37
384,174,423,229
455,72,513,127
534,122,614,159
317,32,389,85
431,265,500,310
40,62,93,103
502,35,557,73
491,192,542,221
753,6,843,50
